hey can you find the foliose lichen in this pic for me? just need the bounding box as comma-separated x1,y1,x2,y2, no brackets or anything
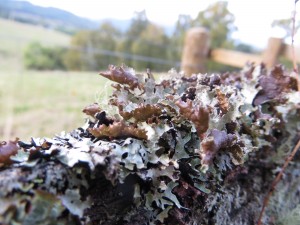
0,64,299,224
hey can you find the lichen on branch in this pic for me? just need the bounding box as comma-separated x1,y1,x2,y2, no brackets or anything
175,99,209,138
0,139,19,166
89,121,147,140
100,65,140,90
1,64,300,225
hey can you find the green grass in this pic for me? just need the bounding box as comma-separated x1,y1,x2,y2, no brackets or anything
0,18,70,70
0,70,112,141
0,19,158,141
0,18,101,141
0,19,115,141
0,18,70,50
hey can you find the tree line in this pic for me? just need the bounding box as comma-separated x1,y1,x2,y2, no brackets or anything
24,2,255,72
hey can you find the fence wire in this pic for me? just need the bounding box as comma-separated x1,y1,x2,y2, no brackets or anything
0,34,182,68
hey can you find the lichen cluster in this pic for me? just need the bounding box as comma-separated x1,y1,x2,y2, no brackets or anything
0,64,299,224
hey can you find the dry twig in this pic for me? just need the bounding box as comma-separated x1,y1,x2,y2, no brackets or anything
257,140,300,225
292,1,298,73
257,3,300,223
292,0,300,90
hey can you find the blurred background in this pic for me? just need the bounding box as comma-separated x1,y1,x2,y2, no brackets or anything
0,0,299,140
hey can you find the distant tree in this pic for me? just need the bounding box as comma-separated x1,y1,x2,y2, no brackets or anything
63,30,92,71
63,22,120,71
24,42,66,70
272,18,300,39
169,14,193,62
127,10,149,38
63,3,238,73
90,22,121,69
190,1,237,72
235,43,256,53
131,23,170,71
192,1,236,49
116,10,149,66
271,18,300,68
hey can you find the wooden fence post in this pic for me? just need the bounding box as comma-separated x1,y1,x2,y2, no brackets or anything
181,27,210,76
262,37,283,69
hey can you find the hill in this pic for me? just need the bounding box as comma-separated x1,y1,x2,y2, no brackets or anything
0,18,70,70
0,0,99,33
0,0,173,35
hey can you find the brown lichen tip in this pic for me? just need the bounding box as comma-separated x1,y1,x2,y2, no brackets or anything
175,99,209,138
120,104,162,122
253,65,298,106
83,103,101,117
100,65,139,90
200,129,236,167
0,138,19,166
89,121,147,140
215,89,229,115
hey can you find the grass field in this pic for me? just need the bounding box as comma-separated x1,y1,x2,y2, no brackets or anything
0,18,70,71
0,18,114,140
0,19,165,141
0,70,112,140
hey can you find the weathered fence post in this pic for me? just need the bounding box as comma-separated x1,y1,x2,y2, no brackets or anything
181,27,210,76
262,37,283,69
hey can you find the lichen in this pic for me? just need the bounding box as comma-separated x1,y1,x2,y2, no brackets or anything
0,64,299,224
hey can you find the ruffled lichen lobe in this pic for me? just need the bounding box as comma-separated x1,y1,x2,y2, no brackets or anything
0,64,299,225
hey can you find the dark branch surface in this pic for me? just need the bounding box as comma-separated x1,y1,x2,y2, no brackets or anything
0,65,300,225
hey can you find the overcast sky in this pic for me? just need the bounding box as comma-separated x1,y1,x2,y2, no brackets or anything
27,0,299,49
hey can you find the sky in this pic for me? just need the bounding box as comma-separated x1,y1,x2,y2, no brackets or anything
27,0,299,49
